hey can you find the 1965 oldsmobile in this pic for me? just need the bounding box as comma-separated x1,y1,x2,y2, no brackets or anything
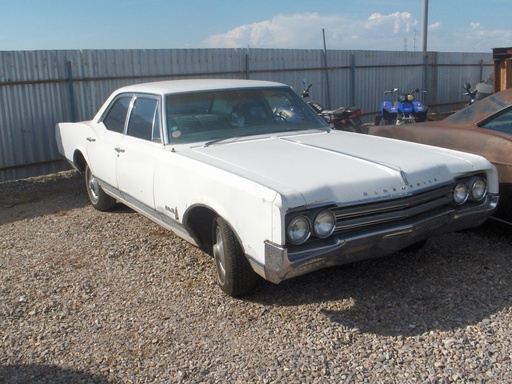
56,79,499,296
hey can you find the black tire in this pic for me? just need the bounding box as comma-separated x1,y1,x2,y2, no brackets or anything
344,118,363,133
212,217,259,297
402,240,427,253
85,164,116,211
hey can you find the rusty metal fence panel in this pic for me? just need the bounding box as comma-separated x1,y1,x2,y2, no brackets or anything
0,49,492,181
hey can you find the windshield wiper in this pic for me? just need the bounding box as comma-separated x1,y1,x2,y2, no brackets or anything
203,131,271,147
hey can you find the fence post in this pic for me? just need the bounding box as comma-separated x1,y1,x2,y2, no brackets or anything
322,29,331,109
65,61,77,122
350,53,356,106
245,52,250,79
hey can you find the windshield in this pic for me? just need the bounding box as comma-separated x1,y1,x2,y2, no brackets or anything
164,87,326,144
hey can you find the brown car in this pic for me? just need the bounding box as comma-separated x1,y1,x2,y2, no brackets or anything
369,88,512,221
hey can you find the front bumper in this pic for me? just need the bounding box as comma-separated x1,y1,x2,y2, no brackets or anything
259,194,498,284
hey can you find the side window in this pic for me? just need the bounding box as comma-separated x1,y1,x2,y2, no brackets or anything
126,97,159,141
480,108,512,135
103,96,131,133
152,107,161,142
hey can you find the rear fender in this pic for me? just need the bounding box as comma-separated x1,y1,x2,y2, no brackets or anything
413,100,427,112
55,122,92,166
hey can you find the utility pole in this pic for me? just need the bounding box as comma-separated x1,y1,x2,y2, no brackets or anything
421,0,428,52
322,29,331,108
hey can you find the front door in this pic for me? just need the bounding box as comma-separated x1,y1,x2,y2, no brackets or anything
116,96,162,211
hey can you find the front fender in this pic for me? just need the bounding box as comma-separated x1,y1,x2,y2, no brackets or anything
153,150,282,265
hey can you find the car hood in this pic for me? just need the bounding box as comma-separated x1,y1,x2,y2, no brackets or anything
179,130,483,208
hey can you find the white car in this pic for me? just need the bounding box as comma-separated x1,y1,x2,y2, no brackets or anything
56,79,499,297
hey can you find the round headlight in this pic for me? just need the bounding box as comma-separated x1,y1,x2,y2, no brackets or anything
287,215,311,245
470,178,487,201
453,182,469,205
313,210,336,238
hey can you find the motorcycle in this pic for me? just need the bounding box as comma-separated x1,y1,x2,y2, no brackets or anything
463,74,494,105
375,88,428,125
301,82,364,133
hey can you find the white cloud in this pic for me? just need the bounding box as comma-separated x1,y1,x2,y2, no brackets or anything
205,21,280,48
367,12,416,34
203,12,512,52
204,12,421,51
449,22,512,52
429,22,442,31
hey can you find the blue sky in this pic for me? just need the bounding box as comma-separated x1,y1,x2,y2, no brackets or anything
1,0,511,52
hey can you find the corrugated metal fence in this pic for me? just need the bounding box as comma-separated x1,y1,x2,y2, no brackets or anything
0,48,492,181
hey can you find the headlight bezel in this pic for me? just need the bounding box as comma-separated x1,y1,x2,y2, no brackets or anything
313,210,336,239
452,181,470,205
469,177,487,201
286,215,312,245
452,174,489,206
286,208,336,245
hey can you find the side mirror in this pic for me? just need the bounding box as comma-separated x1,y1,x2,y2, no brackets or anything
463,83,471,90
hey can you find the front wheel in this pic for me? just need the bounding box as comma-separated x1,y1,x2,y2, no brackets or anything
213,217,259,297
85,165,116,211
343,118,363,133
402,240,427,253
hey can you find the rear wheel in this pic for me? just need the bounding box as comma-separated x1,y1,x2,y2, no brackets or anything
344,118,363,133
85,165,116,211
402,240,427,253
213,217,259,297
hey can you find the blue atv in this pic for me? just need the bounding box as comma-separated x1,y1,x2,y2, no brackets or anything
375,88,428,125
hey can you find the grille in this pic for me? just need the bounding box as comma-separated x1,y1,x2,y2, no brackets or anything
331,184,455,233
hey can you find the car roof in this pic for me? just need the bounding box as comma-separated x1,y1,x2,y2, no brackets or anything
444,87,512,126
115,79,289,95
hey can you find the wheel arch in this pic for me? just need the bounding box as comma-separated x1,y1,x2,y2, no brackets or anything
183,205,238,255
183,205,215,253
72,150,87,173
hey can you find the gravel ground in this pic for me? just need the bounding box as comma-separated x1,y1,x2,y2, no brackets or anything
1,170,511,383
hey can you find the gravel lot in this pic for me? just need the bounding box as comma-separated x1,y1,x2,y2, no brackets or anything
1,170,511,383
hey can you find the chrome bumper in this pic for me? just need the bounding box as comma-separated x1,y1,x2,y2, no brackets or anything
260,194,498,284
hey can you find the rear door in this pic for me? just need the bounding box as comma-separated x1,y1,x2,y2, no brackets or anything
87,95,132,189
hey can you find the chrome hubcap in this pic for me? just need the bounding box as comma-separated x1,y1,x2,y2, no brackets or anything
86,169,99,203
213,227,226,284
